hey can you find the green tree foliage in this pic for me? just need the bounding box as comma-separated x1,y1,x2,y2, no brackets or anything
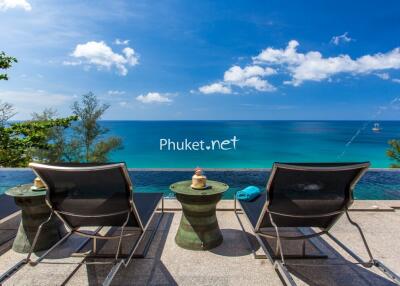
65,92,122,162
0,52,17,125
0,116,77,167
0,51,122,165
387,139,400,168
0,52,82,167
29,108,72,163
0,51,18,81
0,101,16,127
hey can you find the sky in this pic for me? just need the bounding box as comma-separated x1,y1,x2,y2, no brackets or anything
1,0,400,120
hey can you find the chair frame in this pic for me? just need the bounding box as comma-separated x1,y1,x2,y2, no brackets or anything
235,163,400,286
5,163,164,286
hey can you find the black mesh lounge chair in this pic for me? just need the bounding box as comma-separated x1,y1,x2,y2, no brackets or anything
235,162,400,286
26,162,164,286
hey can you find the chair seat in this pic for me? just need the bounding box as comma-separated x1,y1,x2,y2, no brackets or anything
239,192,343,229
239,192,267,229
132,192,163,228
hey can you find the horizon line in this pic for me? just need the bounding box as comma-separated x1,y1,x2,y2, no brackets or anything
8,119,400,122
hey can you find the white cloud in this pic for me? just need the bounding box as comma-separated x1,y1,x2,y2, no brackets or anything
0,90,71,119
223,65,276,91
122,47,139,66
199,65,276,94
199,83,232,94
224,65,276,82
393,78,400,84
330,32,353,45
253,40,400,86
376,73,390,80
114,39,130,45
0,0,31,11
241,76,276,91
108,90,126,95
253,40,303,65
136,92,172,104
65,41,139,76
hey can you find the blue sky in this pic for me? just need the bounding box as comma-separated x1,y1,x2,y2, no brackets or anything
1,0,400,120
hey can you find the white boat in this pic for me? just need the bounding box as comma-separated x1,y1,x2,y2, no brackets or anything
372,123,381,132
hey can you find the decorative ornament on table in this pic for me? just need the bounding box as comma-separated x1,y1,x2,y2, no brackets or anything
31,177,46,191
191,167,207,189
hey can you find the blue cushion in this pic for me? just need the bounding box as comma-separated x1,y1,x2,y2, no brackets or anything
236,186,261,201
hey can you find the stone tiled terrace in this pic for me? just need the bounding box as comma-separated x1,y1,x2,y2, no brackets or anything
0,200,399,286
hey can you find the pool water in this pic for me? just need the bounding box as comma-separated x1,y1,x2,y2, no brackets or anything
0,169,399,200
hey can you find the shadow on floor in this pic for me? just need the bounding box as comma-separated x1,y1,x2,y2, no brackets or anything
259,228,397,286
0,195,19,221
0,196,22,255
210,228,260,257
0,214,20,256
71,212,178,286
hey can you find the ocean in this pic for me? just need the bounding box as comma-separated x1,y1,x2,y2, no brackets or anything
3,120,399,199
103,120,400,168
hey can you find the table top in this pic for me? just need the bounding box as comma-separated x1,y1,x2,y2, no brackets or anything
170,180,229,196
6,184,47,198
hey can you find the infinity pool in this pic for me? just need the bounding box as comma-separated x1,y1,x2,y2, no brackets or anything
1,169,399,200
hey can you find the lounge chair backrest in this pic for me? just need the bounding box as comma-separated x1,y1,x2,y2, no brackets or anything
257,162,369,229
29,163,142,229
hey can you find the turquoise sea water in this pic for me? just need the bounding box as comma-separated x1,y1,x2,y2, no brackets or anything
1,121,399,199
103,121,400,168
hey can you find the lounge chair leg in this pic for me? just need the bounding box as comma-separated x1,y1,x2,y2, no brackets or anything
234,192,237,212
0,260,26,284
275,239,281,257
268,212,286,265
103,260,123,286
274,261,297,286
30,231,73,266
301,240,306,257
327,209,374,266
26,211,54,263
234,210,297,286
104,198,165,286
123,197,165,263
374,260,400,285
326,210,400,285
115,212,130,261
99,213,131,286
326,231,400,285
344,210,374,266
1,225,79,284
132,201,165,259
93,237,97,255
122,229,143,266
234,210,260,259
